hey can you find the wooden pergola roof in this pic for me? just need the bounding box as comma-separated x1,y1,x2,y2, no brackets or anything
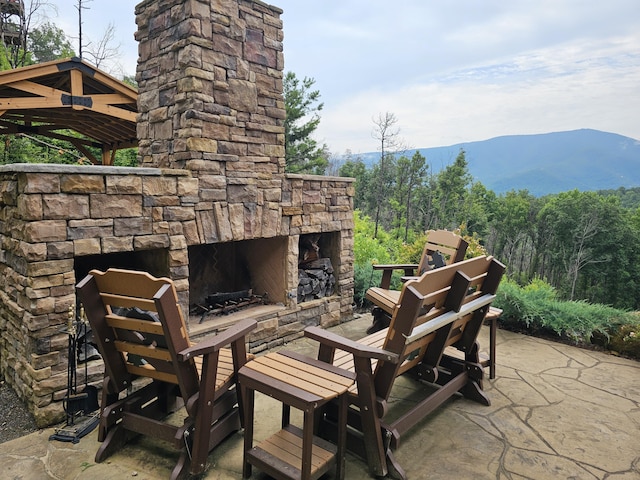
0,57,137,165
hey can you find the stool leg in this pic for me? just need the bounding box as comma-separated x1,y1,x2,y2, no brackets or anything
242,386,255,479
335,393,348,480
302,409,314,480
490,316,497,379
282,403,291,429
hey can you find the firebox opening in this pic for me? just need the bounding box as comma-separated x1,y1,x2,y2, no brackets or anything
188,236,289,314
74,249,170,285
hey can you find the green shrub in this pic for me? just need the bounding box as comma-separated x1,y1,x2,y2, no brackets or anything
352,212,407,306
495,277,636,348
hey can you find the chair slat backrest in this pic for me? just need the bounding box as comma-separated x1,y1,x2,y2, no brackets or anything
417,229,469,274
375,255,504,400
76,268,199,401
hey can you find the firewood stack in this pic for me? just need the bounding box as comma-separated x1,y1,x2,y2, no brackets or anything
298,235,336,302
298,258,336,302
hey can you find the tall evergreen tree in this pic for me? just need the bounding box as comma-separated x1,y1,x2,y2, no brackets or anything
283,71,328,174
433,148,471,230
371,112,402,237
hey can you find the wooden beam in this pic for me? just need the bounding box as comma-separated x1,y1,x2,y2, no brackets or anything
67,138,99,164
90,103,138,122
91,93,137,107
70,69,84,111
91,70,138,97
4,79,66,97
101,148,118,166
0,59,138,149
0,64,62,86
0,119,103,148
0,97,66,109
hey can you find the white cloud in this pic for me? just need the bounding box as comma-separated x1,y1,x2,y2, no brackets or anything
318,34,640,153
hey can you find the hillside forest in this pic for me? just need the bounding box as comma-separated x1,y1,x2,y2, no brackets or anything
341,146,640,313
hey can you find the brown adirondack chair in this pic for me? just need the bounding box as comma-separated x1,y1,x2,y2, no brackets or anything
76,268,256,480
305,255,505,479
366,229,469,334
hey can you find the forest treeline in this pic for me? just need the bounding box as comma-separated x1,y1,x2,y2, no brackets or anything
339,148,640,311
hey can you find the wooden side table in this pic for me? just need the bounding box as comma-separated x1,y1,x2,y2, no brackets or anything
239,350,355,480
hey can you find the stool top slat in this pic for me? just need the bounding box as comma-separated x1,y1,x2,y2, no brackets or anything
242,352,352,401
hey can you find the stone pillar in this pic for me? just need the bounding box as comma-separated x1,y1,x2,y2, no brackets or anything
135,0,286,176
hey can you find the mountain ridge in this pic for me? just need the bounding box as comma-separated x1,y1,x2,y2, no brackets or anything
353,129,640,196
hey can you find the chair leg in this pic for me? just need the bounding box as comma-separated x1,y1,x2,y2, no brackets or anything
489,314,497,379
367,307,391,334
385,448,407,480
95,424,130,463
353,357,388,477
242,386,255,479
171,452,191,480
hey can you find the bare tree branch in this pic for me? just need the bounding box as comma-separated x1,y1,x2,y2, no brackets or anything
83,22,121,70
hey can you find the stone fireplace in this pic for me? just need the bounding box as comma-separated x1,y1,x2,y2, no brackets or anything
0,0,355,426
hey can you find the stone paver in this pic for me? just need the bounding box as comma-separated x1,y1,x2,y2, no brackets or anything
0,314,638,479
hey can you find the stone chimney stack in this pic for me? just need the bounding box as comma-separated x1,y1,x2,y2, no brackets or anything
135,0,286,176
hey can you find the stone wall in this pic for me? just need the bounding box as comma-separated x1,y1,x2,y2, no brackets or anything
0,165,193,425
133,0,291,247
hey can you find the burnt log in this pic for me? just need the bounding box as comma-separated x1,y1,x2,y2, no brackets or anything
206,289,252,306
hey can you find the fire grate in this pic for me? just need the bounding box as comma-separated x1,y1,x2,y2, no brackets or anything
192,289,268,323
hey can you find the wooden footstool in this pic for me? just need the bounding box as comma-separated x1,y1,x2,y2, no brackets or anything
239,351,355,480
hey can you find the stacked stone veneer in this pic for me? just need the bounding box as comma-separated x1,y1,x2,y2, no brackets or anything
0,0,355,427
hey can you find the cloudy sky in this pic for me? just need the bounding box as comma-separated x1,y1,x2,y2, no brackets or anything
46,1,640,154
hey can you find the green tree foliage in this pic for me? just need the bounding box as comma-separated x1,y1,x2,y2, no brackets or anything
463,181,496,240
113,148,138,167
433,149,472,229
352,211,394,306
338,156,370,209
597,186,640,209
392,151,428,241
0,0,53,68
283,72,328,174
28,22,75,63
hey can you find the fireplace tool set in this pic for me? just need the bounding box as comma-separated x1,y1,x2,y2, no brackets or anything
49,305,100,443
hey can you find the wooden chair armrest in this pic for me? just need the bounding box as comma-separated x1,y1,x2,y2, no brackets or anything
400,275,418,282
304,326,399,363
372,264,418,289
178,318,257,361
372,263,418,271
405,294,496,343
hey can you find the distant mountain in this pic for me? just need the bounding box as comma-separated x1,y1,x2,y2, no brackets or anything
353,129,640,196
